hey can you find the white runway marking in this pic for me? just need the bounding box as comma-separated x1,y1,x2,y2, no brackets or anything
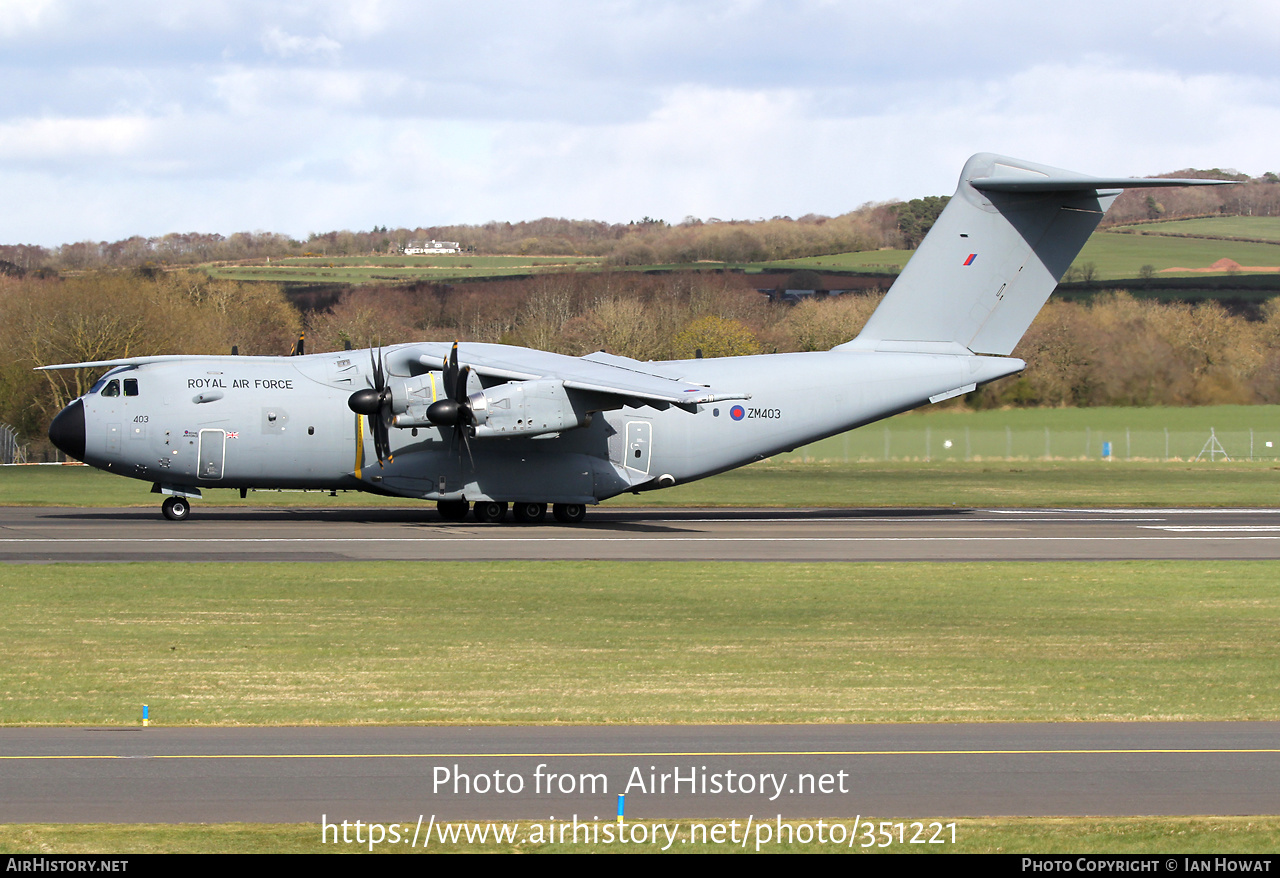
3,536,1280,544
1142,526,1280,533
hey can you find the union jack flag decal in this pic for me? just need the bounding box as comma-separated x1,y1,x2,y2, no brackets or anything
225,431,239,439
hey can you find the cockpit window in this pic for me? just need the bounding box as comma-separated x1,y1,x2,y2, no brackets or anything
100,379,120,397
123,378,139,397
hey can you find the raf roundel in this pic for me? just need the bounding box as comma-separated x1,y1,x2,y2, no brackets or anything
730,405,746,421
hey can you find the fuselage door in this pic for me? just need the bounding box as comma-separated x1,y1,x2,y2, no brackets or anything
625,420,652,475
197,429,226,480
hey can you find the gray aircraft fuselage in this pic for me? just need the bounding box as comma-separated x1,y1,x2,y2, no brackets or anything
62,346,1021,505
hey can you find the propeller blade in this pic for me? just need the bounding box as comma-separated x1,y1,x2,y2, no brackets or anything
453,364,471,403
347,346,392,467
443,341,459,396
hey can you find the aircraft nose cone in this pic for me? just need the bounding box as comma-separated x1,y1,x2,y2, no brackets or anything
48,399,86,461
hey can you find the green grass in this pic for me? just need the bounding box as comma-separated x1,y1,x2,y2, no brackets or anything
1072,231,1280,280
1114,216,1280,244
206,254,604,284
4,560,1280,726
783,404,1280,466
5,816,1280,853
756,234,1280,284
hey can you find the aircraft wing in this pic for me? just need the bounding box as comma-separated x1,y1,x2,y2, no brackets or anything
401,342,750,407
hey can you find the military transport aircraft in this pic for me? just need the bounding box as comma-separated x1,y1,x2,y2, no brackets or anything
43,154,1229,523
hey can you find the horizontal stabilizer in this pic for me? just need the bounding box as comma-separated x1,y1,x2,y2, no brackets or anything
973,176,1233,194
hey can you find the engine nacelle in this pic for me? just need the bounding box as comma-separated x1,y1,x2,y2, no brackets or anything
389,372,445,426
470,379,589,438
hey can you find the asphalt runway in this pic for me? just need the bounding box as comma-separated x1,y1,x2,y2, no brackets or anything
2,505,1280,562
3,723,1279,823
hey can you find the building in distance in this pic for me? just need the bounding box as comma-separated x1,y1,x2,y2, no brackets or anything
403,240,461,255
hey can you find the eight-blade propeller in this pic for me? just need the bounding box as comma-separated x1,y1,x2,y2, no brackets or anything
427,341,476,462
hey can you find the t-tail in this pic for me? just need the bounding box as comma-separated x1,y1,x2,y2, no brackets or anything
838,153,1232,357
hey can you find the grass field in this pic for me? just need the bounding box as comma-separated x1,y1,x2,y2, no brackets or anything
4,560,1278,726
206,254,605,284
760,233,1280,284
783,403,1280,465
1072,231,1280,280
1114,217,1280,244
5,816,1280,854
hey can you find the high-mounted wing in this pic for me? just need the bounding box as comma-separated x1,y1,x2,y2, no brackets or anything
395,342,750,409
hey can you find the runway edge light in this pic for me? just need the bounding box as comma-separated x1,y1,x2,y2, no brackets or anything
143,704,148,727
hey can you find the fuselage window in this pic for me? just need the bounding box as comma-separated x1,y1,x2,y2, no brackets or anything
123,378,139,397
100,379,120,397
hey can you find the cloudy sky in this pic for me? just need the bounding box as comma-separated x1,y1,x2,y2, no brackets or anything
3,0,1277,246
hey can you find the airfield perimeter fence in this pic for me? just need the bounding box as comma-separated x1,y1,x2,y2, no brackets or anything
786,426,1280,463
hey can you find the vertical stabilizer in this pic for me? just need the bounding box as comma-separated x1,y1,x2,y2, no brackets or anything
839,153,1230,356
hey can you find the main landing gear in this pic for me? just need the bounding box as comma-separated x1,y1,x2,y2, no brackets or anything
552,503,586,524
436,499,470,522
435,499,587,524
161,496,190,521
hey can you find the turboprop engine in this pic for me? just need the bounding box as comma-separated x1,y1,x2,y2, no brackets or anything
391,376,590,438
467,378,591,438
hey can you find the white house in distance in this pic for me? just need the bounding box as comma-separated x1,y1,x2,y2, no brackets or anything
403,240,461,254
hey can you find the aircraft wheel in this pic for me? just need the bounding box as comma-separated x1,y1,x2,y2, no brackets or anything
437,499,470,522
473,501,508,523
552,503,586,524
511,502,547,524
161,496,190,522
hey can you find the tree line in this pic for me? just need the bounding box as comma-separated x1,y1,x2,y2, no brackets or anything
6,166,1274,275
4,268,1277,457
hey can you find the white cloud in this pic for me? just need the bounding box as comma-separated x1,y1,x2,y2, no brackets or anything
2,2,1279,244
261,27,341,58
0,0,62,38
0,116,154,161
